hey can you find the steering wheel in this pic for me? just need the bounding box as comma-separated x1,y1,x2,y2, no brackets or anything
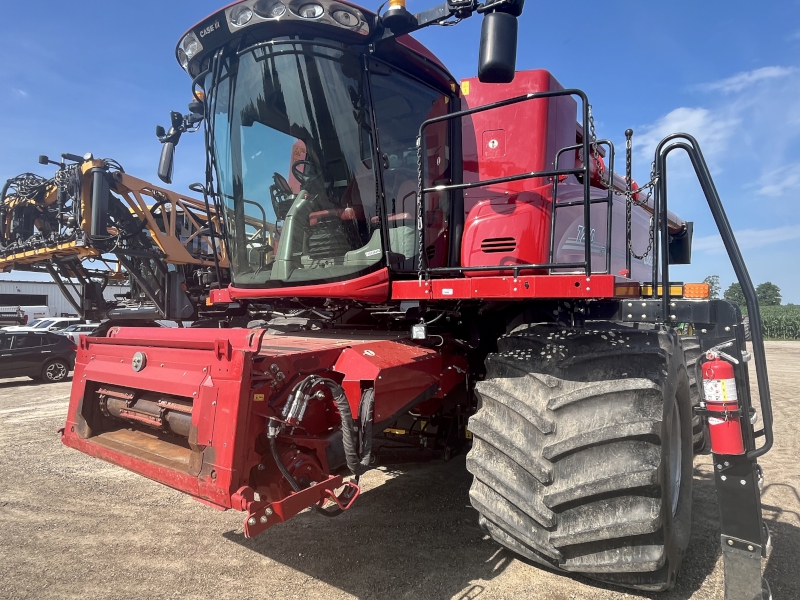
291,159,322,184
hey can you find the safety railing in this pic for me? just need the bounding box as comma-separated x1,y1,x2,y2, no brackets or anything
415,88,608,277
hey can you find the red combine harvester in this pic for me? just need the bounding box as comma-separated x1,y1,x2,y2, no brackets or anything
61,0,774,597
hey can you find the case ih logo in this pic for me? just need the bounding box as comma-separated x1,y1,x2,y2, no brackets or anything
199,21,220,38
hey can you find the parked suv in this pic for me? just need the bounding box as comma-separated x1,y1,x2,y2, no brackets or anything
0,331,76,382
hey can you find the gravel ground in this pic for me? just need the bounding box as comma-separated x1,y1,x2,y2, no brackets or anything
0,341,797,600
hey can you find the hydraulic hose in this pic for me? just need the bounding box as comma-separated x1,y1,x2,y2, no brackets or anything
269,435,344,517
323,380,371,476
268,376,370,518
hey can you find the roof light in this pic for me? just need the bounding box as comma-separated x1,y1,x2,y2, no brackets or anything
331,9,359,27
297,3,324,19
230,5,254,27
254,0,287,18
182,32,201,58
178,48,189,70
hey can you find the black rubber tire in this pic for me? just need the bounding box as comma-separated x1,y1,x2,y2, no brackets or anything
40,359,70,383
466,323,693,591
682,336,708,454
743,316,751,341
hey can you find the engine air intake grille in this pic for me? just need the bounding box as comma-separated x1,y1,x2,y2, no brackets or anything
481,237,516,253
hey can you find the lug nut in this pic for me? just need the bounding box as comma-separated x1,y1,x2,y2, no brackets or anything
248,517,256,526
265,507,273,516
728,539,734,546
260,516,268,524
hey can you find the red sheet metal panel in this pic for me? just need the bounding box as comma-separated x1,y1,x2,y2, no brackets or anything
210,268,391,305
392,274,640,300
62,328,465,515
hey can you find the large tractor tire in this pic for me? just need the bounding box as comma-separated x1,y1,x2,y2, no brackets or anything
466,324,693,591
682,335,707,453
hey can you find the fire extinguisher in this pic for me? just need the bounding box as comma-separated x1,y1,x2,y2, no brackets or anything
702,353,745,455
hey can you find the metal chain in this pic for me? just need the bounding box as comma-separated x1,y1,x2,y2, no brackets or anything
625,157,658,261
416,135,425,280
587,105,605,186
588,113,657,261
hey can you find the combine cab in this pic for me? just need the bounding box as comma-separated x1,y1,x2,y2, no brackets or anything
58,1,773,598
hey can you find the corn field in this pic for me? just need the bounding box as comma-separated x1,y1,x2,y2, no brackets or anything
751,305,800,340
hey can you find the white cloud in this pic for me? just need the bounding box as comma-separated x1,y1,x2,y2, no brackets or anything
693,225,800,254
756,162,800,197
634,106,738,161
699,66,795,94
11,88,28,98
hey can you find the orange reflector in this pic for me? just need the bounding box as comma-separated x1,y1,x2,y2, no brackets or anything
388,0,406,8
194,90,205,101
684,283,710,299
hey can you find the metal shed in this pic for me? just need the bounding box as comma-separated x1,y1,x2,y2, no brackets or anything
0,279,128,317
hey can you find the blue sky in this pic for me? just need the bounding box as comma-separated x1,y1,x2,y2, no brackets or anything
2,0,799,302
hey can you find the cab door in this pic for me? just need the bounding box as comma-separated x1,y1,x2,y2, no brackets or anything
369,62,455,271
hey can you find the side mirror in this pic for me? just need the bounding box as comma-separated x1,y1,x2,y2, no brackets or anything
478,11,518,83
158,142,175,184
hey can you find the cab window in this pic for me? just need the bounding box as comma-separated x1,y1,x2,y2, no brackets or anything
370,66,452,270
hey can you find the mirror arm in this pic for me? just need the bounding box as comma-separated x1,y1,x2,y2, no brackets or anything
376,0,478,40
376,0,523,41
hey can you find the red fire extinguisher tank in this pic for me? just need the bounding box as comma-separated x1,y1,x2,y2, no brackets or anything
702,356,745,455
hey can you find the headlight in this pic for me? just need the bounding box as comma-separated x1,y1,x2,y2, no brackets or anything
331,9,359,28
254,0,287,18
230,5,254,27
297,3,324,19
177,48,189,70
181,32,202,60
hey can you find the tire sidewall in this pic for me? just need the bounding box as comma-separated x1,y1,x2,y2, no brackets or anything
660,333,694,585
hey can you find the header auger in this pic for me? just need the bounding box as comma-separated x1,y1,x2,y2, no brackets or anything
45,0,775,598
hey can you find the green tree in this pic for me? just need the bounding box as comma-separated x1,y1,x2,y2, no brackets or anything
724,283,745,306
756,282,781,306
703,275,720,299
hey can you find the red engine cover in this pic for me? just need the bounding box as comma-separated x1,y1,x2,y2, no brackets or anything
460,190,551,274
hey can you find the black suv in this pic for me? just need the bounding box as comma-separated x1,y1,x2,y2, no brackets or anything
0,331,76,382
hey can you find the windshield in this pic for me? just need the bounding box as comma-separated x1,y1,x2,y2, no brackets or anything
210,41,381,287
32,319,54,329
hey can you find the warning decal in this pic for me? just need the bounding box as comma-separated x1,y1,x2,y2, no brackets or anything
703,378,738,403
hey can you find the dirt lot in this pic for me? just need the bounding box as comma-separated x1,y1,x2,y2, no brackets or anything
0,342,797,600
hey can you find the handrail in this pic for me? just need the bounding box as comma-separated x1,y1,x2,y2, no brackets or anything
654,133,773,459
416,88,594,276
